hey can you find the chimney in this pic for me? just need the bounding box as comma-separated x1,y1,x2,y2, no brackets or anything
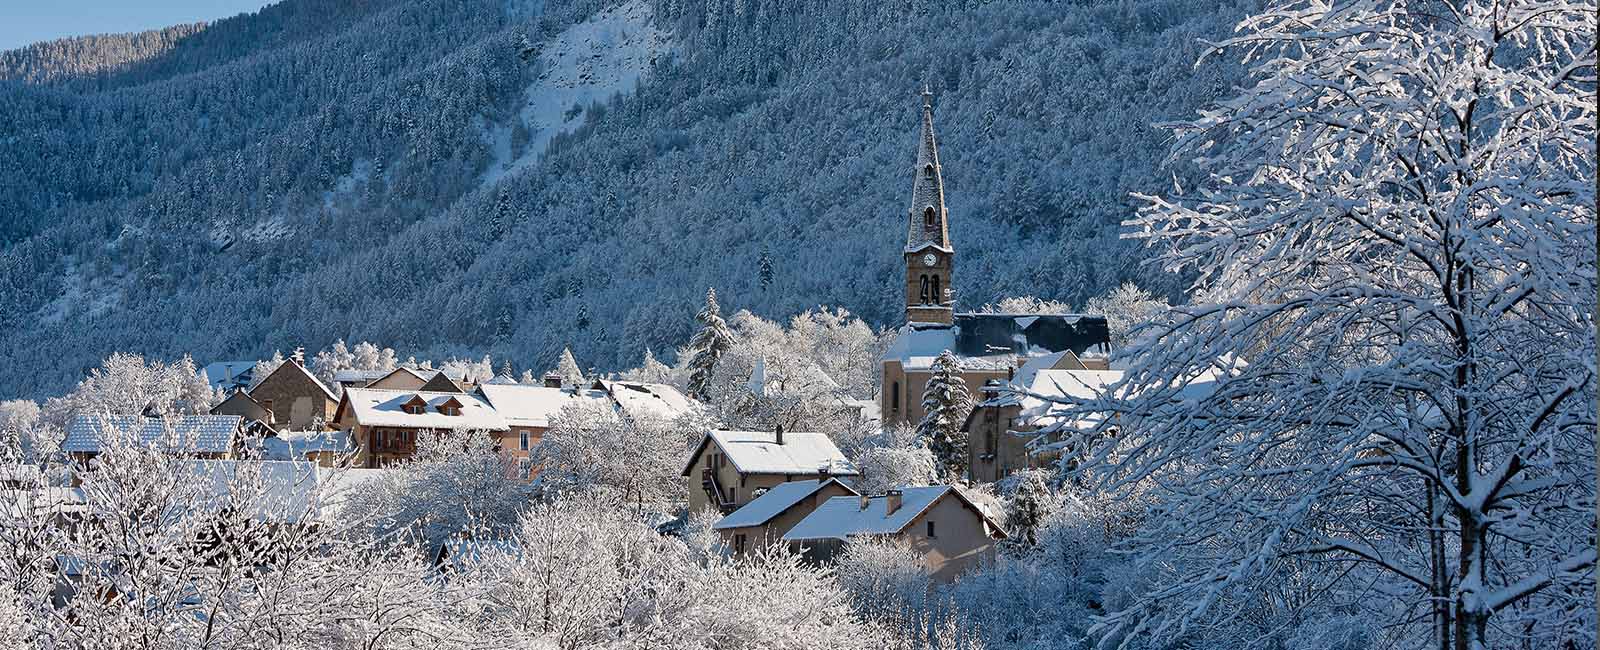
981,379,1002,399
543,373,563,388
859,494,871,511
774,424,784,446
1007,365,1015,381
291,347,306,366
886,489,904,516
816,465,830,483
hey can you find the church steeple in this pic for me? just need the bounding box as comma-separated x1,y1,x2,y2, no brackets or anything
903,87,955,326
906,86,951,254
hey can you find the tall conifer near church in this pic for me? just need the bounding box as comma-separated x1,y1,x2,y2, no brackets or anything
685,288,735,402
917,350,971,482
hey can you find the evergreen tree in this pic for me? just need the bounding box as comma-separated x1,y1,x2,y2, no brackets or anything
497,359,514,380
574,304,590,331
757,245,773,293
554,347,583,389
1002,469,1057,549
685,288,735,402
916,350,971,483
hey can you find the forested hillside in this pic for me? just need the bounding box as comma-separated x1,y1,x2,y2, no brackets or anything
0,0,1256,399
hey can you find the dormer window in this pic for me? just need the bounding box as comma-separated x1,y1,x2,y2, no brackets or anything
924,206,935,227
437,397,464,416
402,395,428,415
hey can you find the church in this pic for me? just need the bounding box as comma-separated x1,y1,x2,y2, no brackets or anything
880,90,1112,425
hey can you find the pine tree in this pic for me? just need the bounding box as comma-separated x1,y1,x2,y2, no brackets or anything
498,359,514,380
685,288,735,402
554,347,584,389
575,304,590,331
916,350,971,483
757,246,773,293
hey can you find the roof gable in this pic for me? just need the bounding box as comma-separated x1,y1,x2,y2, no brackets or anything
782,486,1005,541
339,388,506,430
714,478,859,530
253,361,338,402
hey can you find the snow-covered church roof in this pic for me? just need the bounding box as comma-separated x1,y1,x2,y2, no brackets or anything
883,314,1111,370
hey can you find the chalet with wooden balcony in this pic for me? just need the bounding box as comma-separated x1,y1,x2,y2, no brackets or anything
680,427,858,515
332,388,507,468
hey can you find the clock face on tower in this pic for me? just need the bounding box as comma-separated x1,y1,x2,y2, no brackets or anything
922,253,937,267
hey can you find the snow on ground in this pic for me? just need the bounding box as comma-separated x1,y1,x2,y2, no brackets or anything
482,0,672,185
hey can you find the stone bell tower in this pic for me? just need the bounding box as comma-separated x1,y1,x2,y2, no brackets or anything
904,86,954,326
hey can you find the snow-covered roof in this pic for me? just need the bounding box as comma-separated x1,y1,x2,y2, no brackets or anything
714,478,858,530
178,460,324,524
683,430,858,477
476,384,610,429
258,430,354,460
483,374,519,385
883,314,1111,370
333,369,391,384
338,388,506,431
202,361,255,391
62,415,243,454
597,380,693,420
783,485,1003,541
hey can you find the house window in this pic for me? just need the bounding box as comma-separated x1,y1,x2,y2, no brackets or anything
405,404,424,415
927,521,936,538
924,206,935,227
891,382,900,411
519,432,530,450
734,534,747,554
725,487,735,505
517,457,531,479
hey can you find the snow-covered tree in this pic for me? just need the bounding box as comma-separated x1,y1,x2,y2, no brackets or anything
342,430,527,551
536,401,697,511
1000,468,1056,549
916,351,971,483
620,348,675,385
40,353,216,427
552,347,584,389
975,295,1073,315
1083,281,1169,350
850,424,939,495
1066,2,1597,648
683,288,735,402
249,350,286,390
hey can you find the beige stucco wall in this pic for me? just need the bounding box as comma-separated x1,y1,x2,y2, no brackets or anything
967,402,1035,484
881,362,1008,426
899,494,1000,582
368,372,425,391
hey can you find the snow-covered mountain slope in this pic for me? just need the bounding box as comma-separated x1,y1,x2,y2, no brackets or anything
0,0,1254,399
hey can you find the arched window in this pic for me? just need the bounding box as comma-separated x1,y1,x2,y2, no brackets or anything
923,164,934,179
919,275,931,304
924,206,936,227
891,382,900,411
931,275,942,304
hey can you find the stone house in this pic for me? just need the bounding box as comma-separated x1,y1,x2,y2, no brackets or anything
680,428,858,515
332,388,507,468
964,366,1124,484
713,478,858,556
248,360,339,431
209,390,272,426
783,485,1007,582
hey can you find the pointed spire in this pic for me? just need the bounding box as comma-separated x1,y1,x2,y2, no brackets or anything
907,87,951,254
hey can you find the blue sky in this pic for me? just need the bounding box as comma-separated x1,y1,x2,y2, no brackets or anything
0,1,279,51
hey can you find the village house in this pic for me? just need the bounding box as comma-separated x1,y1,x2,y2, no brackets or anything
713,477,858,556
879,90,1112,425
209,390,273,426
476,378,614,478
591,379,695,422
364,367,430,391
258,430,356,467
247,356,339,431
681,428,858,514
332,388,507,468
201,361,255,396
783,485,1006,582
332,369,390,391
60,414,248,462
965,364,1125,484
